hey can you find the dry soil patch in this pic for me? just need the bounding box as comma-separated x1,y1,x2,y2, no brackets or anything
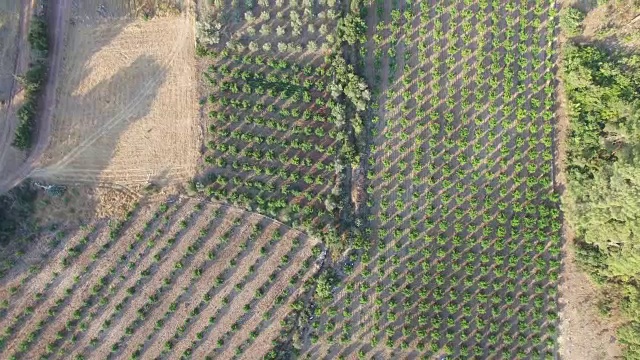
35,12,199,186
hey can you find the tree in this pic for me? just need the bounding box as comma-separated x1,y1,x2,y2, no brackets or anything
562,43,640,358
315,270,338,300
338,14,366,45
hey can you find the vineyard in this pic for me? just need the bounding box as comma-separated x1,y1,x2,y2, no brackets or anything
0,197,323,359
298,0,562,358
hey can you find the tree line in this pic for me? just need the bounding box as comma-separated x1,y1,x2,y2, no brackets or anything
12,15,48,151
560,6,640,355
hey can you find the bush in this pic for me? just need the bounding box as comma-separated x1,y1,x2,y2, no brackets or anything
315,270,338,300
0,183,37,244
28,18,48,53
560,7,586,36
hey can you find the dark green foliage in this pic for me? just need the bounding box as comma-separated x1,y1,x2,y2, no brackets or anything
27,17,48,54
315,269,338,301
338,14,366,45
561,43,640,357
328,55,370,112
0,183,37,244
562,43,640,272
12,16,49,151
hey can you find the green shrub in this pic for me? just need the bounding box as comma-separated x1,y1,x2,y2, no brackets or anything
560,7,586,36
28,17,48,53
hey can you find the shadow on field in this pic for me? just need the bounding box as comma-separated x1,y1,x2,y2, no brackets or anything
33,19,168,185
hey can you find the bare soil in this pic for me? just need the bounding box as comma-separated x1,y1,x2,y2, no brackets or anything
581,0,640,49
72,0,182,20
557,227,624,360
34,11,200,186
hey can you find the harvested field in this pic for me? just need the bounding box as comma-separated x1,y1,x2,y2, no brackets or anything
33,11,199,186
72,0,182,20
0,196,323,359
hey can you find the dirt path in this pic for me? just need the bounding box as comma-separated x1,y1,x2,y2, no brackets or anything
0,0,34,176
0,0,70,194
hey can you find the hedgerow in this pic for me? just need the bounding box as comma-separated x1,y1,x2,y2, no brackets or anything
12,16,48,151
561,43,640,357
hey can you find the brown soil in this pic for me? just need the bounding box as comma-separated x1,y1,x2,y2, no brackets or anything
557,226,624,360
566,0,640,50
72,0,181,19
582,0,640,37
32,184,142,225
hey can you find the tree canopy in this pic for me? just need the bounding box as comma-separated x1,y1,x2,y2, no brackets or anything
562,43,640,356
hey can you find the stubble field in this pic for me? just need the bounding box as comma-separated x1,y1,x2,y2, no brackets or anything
33,5,199,186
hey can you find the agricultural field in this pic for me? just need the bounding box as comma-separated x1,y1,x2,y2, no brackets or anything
298,0,563,358
0,197,323,359
193,0,349,240
72,0,181,19
0,0,587,358
33,3,199,186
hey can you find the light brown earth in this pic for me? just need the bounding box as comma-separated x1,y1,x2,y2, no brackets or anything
580,0,640,49
33,10,200,186
72,0,181,20
557,227,624,360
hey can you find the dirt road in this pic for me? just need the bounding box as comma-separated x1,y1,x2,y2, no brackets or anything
0,0,34,178
0,0,71,194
